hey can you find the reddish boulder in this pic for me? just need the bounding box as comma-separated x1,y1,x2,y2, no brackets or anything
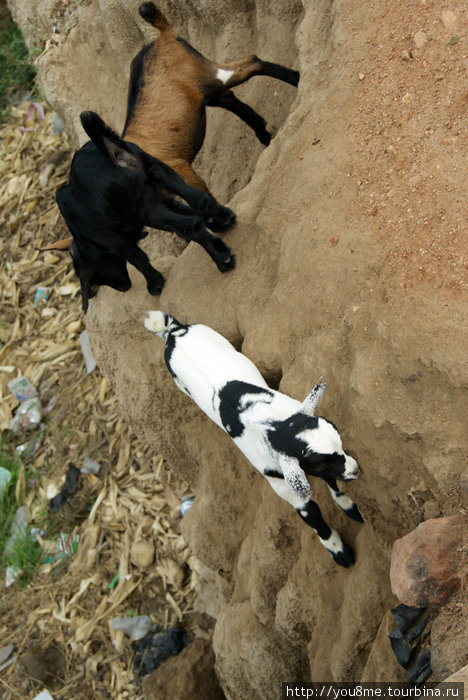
390,514,467,607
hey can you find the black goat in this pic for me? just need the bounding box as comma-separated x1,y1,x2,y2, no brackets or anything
46,112,236,311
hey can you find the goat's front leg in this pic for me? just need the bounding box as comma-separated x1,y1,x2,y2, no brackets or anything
207,91,271,146
210,56,299,89
112,241,165,296
323,477,363,523
266,456,355,567
147,161,236,233
146,199,235,272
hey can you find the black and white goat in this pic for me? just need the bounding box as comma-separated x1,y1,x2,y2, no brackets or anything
43,2,299,311
144,311,363,567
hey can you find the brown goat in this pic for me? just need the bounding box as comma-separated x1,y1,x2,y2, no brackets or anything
123,2,299,191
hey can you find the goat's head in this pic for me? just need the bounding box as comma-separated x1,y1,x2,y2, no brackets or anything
298,415,359,481
268,412,359,482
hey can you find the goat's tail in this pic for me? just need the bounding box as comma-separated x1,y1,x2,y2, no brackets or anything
145,310,168,336
138,3,170,32
145,311,188,339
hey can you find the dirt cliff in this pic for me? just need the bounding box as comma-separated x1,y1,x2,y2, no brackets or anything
8,0,467,695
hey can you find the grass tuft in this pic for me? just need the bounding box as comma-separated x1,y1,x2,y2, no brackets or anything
0,435,43,586
0,21,36,123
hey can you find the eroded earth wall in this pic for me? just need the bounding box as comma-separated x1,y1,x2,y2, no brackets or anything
8,0,467,695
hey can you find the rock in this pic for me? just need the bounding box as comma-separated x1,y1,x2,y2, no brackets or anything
130,540,155,568
413,31,428,49
390,514,467,607
141,638,224,699
441,11,457,29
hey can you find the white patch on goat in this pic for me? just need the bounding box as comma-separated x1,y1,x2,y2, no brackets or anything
299,418,343,455
216,68,235,84
328,487,355,512
145,310,166,335
265,474,309,510
343,455,359,480
318,528,344,554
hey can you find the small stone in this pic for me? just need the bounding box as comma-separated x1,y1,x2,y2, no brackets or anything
130,540,155,568
359,72,365,80
413,30,428,49
390,514,467,607
441,10,457,29
401,50,411,60
402,93,412,103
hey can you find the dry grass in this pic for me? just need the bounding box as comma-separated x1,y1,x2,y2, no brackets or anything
0,104,197,699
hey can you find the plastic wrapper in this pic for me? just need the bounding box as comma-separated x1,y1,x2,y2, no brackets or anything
11,396,43,432
8,376,38,402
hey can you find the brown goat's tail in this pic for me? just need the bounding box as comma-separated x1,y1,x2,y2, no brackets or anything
138,3,170,31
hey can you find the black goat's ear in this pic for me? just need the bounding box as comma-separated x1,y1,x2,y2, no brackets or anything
102,139,139,170
80,110,139,170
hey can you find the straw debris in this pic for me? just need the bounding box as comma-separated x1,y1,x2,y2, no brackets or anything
0,104,197,699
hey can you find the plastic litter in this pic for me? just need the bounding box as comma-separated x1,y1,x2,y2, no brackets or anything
52,112,65,134
8,376,37,402
81,457,101,475
112,615,154,640
56,532,81,556
180,496,194,516
389,604,432,686
0,645,16,672
8,376,43,432
16,431,44,460
132,628,189,678
32,689,54,700
5,566,19,587
11,396,43,432
0,466,12,496
80,330,97,373
48,463,81,512
34,287,51,306
108,569,120,590
4,505,29,557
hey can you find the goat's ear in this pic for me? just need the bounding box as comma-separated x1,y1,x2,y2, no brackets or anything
80,110,138,170
36,237,73,252
102,139,139,170
301,377,327,416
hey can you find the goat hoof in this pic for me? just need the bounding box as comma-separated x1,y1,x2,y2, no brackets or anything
209,207,236,233
217,254,236,272
331,543,355,567
147,276,165,296
346,503,364,523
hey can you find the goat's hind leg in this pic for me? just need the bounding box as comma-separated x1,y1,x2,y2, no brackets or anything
323,478,363,523
148,160,236,233
207,91,271,146
212,55,299,89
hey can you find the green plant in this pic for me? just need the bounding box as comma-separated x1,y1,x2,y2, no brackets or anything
0,435,44,586
0,21,36,122
4,525,43,586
